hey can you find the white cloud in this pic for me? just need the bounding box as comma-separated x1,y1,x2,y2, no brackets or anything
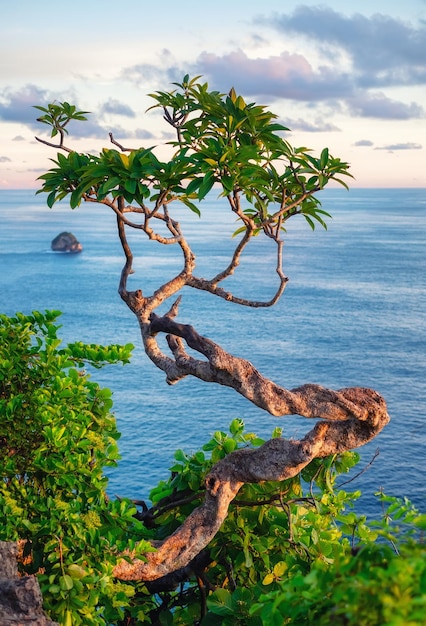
347,92,424,119
100,99,136,118
265,6,426,87
375,142,422,150
195,49,353,101
284,117,341,132
354,140,374,147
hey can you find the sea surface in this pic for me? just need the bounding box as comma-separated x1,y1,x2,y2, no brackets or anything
0,188,425,517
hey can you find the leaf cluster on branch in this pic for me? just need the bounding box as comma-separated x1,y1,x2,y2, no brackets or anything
34,75,390,582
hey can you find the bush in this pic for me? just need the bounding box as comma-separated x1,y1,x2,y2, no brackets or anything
248,495,426,625
0,310,154,625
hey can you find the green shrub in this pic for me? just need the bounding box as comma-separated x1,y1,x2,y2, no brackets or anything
249,496,426,626
0,310,154,625
147,422,425,625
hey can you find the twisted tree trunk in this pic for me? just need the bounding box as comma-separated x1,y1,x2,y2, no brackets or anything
113,308,390,581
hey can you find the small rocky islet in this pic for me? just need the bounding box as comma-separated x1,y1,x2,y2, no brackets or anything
51,232,82,253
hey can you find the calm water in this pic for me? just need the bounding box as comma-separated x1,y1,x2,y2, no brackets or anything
0,188,425,516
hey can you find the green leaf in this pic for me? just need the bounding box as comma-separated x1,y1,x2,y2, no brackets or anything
198,171,216,200
223,439,236,454
181,196,201,215
229,418,244,435
59,575,74,591
185,177,203,195
67,564,87,580
207,589,234,616
124,178,137,195
320,147,329,169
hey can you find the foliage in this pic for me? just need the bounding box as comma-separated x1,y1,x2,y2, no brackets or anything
0,311,155,625
34,102,89,139
249,493,426,626
127,421,426,625
1,312,424,625
35,75,352,234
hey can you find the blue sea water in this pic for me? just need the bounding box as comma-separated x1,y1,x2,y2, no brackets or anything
0,188,425,517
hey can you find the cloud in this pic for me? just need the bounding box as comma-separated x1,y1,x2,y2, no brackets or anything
375,142,423,151
133,128,156,140
117,10,425,125
0,84,165,149
121,50,182,87
186,7,419,121
192,49,423,121
0,84,52,124
0,84,106,140
100,98,136,118
0,156,12,163
284,117,341,132
196,49,353,101
354,140,374,147
347,92,424,119
265,6,426,88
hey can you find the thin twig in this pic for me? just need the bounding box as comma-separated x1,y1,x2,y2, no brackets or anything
109,132,137,152
35,134,72,153
336,448,380,488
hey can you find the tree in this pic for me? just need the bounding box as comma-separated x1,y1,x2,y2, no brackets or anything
34,75,390,582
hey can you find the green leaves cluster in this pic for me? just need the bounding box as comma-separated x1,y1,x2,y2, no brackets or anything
249,495,426,626
36,76,352,231
0,311,156,625
34,102,89,138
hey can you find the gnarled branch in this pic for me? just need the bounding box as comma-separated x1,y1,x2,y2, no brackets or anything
113,307,389,581
114,386,389,581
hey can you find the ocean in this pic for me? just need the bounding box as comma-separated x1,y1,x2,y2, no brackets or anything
0,188,425,517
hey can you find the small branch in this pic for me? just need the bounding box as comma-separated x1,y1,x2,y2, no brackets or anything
109,132,137,152
35,134,72,153
186,273,288,307
183,193,289,308
116,198,134,299
336,448,380,488
210,199,254,284
165,296,182,320
266,188,319,225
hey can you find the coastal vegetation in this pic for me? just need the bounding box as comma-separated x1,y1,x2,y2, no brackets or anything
1,77,424,624
1,311,425,624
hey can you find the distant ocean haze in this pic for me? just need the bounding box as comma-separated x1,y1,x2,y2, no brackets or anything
1,188,425,516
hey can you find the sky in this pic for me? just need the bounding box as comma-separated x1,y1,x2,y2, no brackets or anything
1,0,425,188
